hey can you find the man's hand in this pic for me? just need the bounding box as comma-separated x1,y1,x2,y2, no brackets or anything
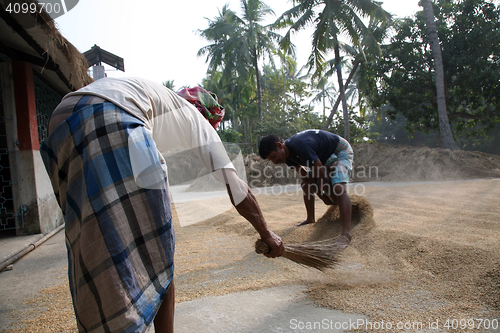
221,169,285,258
260,230,285,258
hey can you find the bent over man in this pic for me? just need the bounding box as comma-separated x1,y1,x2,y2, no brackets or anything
41,77,284,333
259,129,353,248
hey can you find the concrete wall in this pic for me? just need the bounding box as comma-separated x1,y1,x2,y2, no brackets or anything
34,151,63,234
0,62,63,235
14,149,63,234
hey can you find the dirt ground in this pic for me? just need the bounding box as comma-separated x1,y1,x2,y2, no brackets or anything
172,180,500,332
2,144,500,332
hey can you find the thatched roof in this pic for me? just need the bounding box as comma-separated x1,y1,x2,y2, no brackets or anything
0,0,93,94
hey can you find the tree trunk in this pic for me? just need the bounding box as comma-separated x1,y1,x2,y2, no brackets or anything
322,88,326,117
322,59,360,130
232,109,238,131
334,45,350,141
421,0,459,150
252,48,263,123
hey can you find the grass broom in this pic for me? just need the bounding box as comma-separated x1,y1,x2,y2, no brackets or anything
255,237,344,271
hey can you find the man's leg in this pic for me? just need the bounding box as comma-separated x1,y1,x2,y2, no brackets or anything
154,280,175,333
331,183,352,247
297,180,317,226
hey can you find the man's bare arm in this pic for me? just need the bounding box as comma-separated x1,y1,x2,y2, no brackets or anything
213,168,285,258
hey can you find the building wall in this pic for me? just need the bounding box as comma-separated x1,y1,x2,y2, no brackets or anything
34,150,63,234
0,61,63,235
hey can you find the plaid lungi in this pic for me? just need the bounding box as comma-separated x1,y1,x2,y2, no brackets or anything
41,102,174,332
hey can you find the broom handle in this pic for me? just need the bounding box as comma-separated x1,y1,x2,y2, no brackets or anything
255,239,272,255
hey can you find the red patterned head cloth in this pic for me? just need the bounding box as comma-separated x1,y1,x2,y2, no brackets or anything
177,87,225,129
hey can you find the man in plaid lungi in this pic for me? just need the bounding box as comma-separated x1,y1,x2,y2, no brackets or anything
41,77,284,333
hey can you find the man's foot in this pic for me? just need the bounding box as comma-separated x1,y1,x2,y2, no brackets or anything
332,234,351,249
296,220,315,227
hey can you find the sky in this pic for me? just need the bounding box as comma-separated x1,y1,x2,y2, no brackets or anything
54,0,422,90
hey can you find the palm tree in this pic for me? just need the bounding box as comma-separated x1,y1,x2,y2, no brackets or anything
322,17,391,130
277,0,391,141
421,0,459,150
310,77,337,118
320,43,359,130
162,80,175,90
198,0,290,123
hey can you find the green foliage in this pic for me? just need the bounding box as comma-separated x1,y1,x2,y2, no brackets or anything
255,64,327,140
255,94,371,144
366,108,500,155
324,109,372,144
275,0,392,78
162,80,175,90
217,128,243,143
454,124,500,155
367,108,439,147
260,64,311,121
255,119,303,139
256,105,323,138
197,0,294,122
362,0,500,142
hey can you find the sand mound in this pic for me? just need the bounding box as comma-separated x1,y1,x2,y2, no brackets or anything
251,195,375,271
244,154,299,187
479,266,500,311
194,195,376,245
281,195,375,244
353,143,500,182
244,144,500,186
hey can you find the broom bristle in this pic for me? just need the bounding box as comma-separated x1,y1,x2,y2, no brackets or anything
255,238,343,271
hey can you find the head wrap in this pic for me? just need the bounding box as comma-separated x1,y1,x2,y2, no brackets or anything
177,87,225,129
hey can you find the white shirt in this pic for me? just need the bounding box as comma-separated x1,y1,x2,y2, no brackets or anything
66,77,233,173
